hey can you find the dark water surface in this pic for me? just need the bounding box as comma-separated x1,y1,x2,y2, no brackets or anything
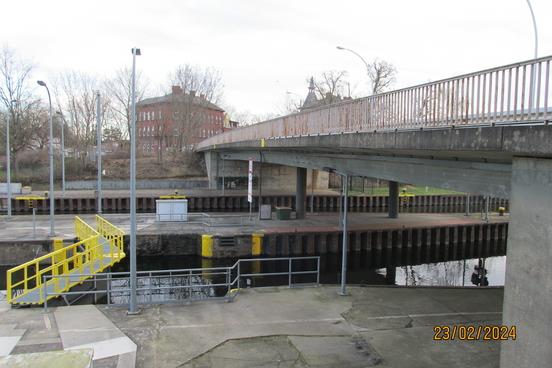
1,252,505,291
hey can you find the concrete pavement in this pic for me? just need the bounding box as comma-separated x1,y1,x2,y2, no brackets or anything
102,286,503,368
0,286,504,367
0,211,508,242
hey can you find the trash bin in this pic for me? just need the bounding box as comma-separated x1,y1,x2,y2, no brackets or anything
275,206,291,220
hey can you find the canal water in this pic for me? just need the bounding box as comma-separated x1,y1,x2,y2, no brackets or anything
110,253,506,288
0,253,506,292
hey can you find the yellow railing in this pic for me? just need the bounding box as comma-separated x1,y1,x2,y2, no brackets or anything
96,215,125,256
6,216,126,305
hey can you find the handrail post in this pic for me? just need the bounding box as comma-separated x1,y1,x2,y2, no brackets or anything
237,261,241,289
317,257,320,286
93,274,97,304
43,276,48,313
107,272,111,305
288,258,292,287
226,267,231,294
149,271,153,304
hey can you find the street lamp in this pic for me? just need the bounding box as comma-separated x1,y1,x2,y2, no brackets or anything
336,46,372,93
526,0,538,110
6,99,17,217
285,91,303,111
96,91,102,214
37,80,55,237
129,47,141,314
55,112,66,196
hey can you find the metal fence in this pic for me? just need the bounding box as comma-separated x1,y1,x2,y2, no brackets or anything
197,56,552,149
170,212,259,228
42,256,320,311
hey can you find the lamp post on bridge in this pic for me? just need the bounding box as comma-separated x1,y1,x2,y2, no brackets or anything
285,91,303,111
336,46,371,94
525,0,538,111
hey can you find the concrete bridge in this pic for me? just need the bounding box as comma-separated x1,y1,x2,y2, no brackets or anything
197,56,552,367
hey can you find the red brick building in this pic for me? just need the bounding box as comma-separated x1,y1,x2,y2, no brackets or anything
137,86,229,153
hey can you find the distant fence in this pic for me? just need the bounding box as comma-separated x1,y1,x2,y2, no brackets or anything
65,179,208,190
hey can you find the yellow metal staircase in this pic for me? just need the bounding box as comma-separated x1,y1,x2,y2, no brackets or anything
6,215,125,305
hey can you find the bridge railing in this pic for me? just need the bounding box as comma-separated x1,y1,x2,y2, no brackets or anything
197,56,552,149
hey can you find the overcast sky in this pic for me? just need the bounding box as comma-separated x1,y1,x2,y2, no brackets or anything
2,0,551,117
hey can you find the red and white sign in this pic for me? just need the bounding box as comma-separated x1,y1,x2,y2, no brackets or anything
247,158,253,203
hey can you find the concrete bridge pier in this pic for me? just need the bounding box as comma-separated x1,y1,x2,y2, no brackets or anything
205,151,219,190
296,167,307,219
500,157,552,368
389,181,399,218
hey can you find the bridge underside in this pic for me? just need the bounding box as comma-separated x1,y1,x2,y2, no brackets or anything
205,124,552,198
200,124,552,368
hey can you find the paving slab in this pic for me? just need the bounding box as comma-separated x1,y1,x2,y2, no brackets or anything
180,336,307,368
0,348,93,368
55,305,136,367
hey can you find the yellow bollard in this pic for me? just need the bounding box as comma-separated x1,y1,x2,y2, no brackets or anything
202,234,214,258
251,233,263,256
201,257,213,281
53,238,65,264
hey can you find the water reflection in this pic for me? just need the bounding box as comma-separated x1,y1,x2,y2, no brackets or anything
394,257,505,287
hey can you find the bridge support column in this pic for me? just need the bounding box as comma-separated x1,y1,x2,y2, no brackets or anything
500,157,552,368
296,167,307,219
389,181,399,218
205,151,219,190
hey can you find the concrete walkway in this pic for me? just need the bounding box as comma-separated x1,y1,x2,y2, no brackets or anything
0,286,503,367
101,286,503,368
0,294,136,368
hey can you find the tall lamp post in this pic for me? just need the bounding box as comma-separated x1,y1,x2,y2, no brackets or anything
37,80,55,236
526,0,538,110
336,46,371,93
96,91,102,214
6,100,16,217
129,47,141,314
55,112,66,196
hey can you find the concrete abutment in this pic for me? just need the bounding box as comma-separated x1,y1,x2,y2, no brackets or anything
500,157,552,368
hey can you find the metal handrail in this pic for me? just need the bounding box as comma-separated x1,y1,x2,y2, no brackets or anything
197,55,552,150
43,256,321,310
7,216,126,305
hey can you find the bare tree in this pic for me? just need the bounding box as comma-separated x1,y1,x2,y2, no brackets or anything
105,67,147,141
368,59,396,95
54,71,110,166
0,46,41,173
311,70,350,103
169,65,224,152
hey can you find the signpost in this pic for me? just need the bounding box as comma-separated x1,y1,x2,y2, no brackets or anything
248,158,253,219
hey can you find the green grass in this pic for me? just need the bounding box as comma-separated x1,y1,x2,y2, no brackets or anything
337,185,464,196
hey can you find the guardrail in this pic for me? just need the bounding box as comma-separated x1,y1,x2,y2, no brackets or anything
197,56,552,149
42,256,320,310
